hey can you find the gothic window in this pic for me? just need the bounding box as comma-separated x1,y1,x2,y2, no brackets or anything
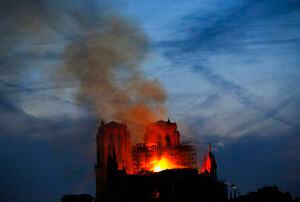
166,135,171,147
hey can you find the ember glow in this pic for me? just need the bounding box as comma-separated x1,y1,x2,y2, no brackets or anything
151,156,184,172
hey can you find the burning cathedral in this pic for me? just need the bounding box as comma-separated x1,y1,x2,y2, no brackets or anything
95,119,226,202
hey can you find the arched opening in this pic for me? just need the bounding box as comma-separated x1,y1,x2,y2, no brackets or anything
166,134,171,147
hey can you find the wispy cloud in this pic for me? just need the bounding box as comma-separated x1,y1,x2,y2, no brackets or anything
157,0,300,139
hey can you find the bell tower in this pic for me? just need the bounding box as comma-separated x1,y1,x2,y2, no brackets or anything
95,120,132,201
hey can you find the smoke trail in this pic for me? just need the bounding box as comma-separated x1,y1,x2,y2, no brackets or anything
0,0,167,142
61,15,167,142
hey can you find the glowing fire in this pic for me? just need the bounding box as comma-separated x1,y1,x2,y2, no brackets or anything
151,156,184,172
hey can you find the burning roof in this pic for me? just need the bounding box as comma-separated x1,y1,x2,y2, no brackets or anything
95,119,219,202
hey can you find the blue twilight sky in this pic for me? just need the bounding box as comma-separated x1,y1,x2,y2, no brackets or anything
0,0,300,201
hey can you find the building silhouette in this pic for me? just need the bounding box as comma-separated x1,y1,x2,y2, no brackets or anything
95,119,227,202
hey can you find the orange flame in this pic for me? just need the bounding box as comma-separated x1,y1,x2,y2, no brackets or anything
150,156,184,172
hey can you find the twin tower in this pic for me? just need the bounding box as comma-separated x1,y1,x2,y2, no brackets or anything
95,119,217,200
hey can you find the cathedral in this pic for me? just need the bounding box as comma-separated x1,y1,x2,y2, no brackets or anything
95,119,224,202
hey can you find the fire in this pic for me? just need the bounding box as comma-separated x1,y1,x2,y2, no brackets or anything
151,156,184,172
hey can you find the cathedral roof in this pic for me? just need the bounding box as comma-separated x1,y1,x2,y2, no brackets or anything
105,121,127,128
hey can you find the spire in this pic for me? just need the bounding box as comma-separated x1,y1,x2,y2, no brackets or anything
167,118,170,123
200,142,217,178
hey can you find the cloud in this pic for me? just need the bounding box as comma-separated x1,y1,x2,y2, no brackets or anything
157,0,300,139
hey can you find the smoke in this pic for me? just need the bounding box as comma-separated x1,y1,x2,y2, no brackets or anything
59,12,167,142
0,0,167,143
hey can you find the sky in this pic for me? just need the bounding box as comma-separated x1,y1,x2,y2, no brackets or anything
0,0,300,201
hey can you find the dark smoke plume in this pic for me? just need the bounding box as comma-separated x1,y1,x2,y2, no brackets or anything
61,15,167,141
0,0,167,142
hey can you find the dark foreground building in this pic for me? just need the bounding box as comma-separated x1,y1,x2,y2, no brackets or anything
95,120,228,202
105,168,227,202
